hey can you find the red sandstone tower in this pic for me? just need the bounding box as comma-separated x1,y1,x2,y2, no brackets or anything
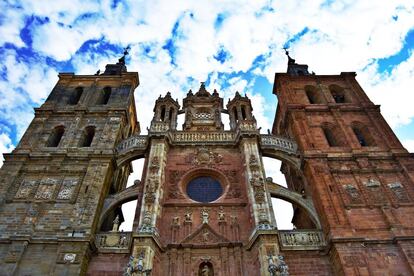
270,51,414,275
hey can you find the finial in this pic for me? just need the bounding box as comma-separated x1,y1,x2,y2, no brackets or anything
283,46,295,64
118,45,131,64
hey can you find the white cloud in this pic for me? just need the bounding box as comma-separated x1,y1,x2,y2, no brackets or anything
0,133,15,167
402,139,414,152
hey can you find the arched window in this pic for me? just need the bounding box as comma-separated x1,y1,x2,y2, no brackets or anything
322,124,345,147
169,108,173,121
160,106,166,121
46,126,65,147
233,107,238,123
241,106,247,120
68,87,83,105
329,85,349,103
352,123,375,147
79,126,95,147
97,87,111,105
305,85,324,104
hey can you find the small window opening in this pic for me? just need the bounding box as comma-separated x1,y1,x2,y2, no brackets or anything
323,127,338,147
69,87,83,105
46,126,65,147
305,86,323,104
233,107,238,123
330,85,349,103
352,126,375,147
79,126,95,147
97,87,111,105
160,106,166,121
169,108,173,121
241,106,247,120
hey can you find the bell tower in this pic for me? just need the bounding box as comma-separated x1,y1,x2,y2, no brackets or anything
272,51,414,275
0,52,139,275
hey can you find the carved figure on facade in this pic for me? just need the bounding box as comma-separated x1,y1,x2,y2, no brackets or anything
201,208,209,224
250,175,266,203
124,252,150,276
268,254,289,276
172,216,180,227
139,210,153,233
258,208,270,225
144,178,158,204
200,263,214,276
249,154,259,169
218,206,225,222
185,208,193,222
112,215,120,232
149,156,160,173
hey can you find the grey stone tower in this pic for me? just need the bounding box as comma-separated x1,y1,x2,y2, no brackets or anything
0,57,139,275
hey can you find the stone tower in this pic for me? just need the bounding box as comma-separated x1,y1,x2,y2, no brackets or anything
0,55,140,275
270,52,414,275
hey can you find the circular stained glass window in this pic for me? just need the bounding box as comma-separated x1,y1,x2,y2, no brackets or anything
186,176,223,203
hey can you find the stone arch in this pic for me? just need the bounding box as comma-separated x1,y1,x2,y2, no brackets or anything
98,183,141,230
266,181,321,229
260,149,301,172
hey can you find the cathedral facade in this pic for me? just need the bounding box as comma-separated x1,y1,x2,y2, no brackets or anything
0,53,414,276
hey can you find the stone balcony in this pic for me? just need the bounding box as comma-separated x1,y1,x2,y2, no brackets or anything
95,231,132,253
116,135,148,153
278,230,326,250
260,134,297,154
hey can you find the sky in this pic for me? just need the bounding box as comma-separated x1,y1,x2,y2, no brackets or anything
1,0,414,230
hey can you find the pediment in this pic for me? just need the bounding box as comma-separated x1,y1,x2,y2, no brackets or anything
180,223,229,245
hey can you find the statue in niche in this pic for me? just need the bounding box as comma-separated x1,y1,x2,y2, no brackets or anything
218,206,225,221
199,262,214,276
112,215,120,232
185,208,192,222
172,216,180,226
201,208,209,224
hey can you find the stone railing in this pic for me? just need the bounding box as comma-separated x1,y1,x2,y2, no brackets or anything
116,135,148,153
96,231,132,253
260,135,297,154
170,131,237,145
237,120,258,132
150,121,170,132
278,230,326,250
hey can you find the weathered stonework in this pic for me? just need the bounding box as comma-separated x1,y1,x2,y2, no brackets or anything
1,54,413,276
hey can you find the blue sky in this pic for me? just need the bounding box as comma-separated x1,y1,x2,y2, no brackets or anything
1,0,414,158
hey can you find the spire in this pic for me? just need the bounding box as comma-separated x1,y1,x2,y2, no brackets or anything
195,82,210,97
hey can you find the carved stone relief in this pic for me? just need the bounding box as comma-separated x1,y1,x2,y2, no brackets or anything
387,182,410,203
187,147,223,166
144,178,159,204
167,170,185,199
57,178,78,200
363,178,387,204
342,184,364,205
34,178,58,200
15,179,36,199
